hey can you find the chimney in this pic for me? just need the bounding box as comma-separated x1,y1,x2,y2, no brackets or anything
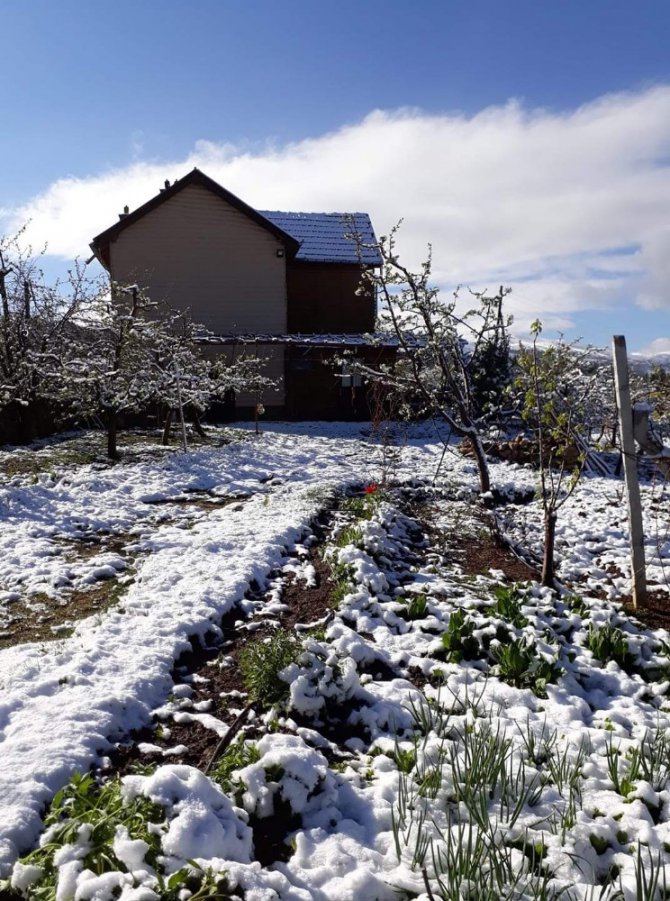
118,205,130,221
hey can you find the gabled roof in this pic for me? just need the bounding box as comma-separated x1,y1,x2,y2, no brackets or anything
89,168,300,269
89,168,381,269
259,211,382,265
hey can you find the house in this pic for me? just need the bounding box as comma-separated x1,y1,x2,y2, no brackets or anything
89,168,394,420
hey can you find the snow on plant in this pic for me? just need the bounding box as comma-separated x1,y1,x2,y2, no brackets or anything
2,767,251,900
514,321,603,588
233,733,338,829
0,234,106,439
238,630,303,707
346,222,513,494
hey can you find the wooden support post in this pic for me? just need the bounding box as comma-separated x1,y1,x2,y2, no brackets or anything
612,335,646,608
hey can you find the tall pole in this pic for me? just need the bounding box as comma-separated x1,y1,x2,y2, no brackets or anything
175,365,188,453
612,335,646,608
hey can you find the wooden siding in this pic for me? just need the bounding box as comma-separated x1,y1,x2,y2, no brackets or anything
284,346,396,420
109,184,287,334
286,262,375,333
200,344,285,405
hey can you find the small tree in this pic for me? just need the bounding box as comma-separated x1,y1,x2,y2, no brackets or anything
0,234,104,440
350,224,512,494
64,284,166,457
514,321,598,587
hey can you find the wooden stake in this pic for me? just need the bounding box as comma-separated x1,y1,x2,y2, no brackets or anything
612,335,646,608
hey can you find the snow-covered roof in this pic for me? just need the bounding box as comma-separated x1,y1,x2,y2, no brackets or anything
259,211,381,265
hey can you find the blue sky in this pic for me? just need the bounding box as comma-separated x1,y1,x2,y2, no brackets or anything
2,0,670,352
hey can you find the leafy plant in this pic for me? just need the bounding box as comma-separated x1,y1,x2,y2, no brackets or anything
586,623,634,671
489,585,529,628
398,594,429,621
209,738,261,793
239,631,303,707
341,489,384,520
492,638,562,696
441,608,479,662
1,772,233,900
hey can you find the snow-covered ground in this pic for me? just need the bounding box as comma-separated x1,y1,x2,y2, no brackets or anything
1,423,670,900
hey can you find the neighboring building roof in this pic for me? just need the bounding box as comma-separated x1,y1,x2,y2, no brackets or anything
89,168,381,269
259,211,382,265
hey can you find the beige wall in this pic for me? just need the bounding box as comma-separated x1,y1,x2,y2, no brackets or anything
109,184,287,334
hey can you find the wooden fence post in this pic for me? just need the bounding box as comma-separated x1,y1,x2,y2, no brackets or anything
612,335,646,608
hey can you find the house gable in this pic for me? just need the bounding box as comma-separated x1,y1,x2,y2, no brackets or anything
90,168,299,268
99,180,291,335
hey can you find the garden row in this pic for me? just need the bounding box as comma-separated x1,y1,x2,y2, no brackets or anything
4,483,670,900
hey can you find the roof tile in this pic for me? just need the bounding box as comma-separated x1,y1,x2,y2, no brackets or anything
259,211,381,265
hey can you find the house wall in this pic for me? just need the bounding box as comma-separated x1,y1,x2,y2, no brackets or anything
284,345,396,420
109,183,288,334
199,343,286,406
286,262,375,333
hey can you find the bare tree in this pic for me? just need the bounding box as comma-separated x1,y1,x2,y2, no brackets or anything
350,224,512,494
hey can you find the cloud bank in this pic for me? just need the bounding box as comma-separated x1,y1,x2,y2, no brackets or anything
6,86,670,340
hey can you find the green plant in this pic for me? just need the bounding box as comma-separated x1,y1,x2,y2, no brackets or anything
341,489,383,520
398,594,429,621
209,738,261,792
489,585,529,628
335,524,364,548
328,560,354,607
492,638,562,696
441,608,479,662
604,736,636,798
1,772,233,900
563,594,589,617
586,624,634,671
239,631,303,707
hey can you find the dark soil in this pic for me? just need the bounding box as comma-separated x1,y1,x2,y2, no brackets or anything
462,533,540,583
623,590,670,632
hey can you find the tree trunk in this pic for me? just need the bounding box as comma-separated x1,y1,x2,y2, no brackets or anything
162,408,173,446
106,414,119,460
542,510,557,588
469,432,491,495
192,413,207,439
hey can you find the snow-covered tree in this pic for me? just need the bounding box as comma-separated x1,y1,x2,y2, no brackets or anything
350,224,512,494
514,322,601,587
67,285,278,457
0,234,104,439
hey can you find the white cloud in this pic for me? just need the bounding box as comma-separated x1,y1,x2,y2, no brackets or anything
5,86,670,337
639,337,670,355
